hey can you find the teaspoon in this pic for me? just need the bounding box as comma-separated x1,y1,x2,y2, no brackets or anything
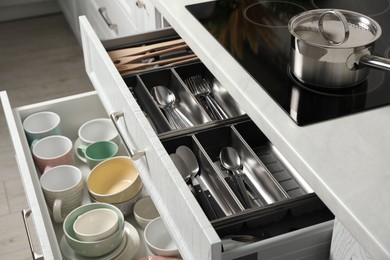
151,85,193,129
219,147,263,208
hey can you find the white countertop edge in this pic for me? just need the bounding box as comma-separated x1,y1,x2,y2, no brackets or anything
151,0,390,259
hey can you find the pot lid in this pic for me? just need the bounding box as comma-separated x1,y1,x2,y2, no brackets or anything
288,9,382,48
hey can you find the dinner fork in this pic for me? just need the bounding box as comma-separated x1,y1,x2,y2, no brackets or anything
185,75,229,120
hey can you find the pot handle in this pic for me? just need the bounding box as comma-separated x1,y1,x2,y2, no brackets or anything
318,10,350,45
359,55,390,71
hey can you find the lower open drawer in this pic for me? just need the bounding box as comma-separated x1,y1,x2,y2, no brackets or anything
1,91,154,259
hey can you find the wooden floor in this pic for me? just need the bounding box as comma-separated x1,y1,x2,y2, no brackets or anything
0,14,93,259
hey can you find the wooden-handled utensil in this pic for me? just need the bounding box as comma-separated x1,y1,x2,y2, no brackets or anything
112,43,189,66
117,54,198,74
108,38,186,59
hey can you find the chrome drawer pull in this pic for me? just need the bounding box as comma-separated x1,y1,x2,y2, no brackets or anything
110,112,145,160
21,209,44,260
98,7,118,32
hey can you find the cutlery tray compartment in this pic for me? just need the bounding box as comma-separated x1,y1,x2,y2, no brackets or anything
174,63,246,120
122,62,247,134
159,119,334,256
195,124,289,207
234,120,313,199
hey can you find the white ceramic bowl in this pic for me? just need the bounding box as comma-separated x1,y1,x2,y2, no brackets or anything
144,217,179,257
73,208,119,242
133,196,160,229
89,186,143,217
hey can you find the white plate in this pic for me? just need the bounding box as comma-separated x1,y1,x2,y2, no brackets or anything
60,222,140,260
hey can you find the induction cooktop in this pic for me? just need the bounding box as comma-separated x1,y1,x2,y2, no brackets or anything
186,0,390,125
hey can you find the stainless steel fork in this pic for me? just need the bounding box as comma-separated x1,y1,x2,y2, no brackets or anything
185,75,229,120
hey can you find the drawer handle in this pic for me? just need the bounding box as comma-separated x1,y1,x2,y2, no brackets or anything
21,209,44,260
110,112,145,160
98,7,118,32
135,0,145,9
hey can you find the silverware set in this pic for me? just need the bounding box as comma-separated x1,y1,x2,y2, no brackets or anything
184,75,229,120
219,147,264,209
170,144,266,220
151,85,193,129
170,146,225,220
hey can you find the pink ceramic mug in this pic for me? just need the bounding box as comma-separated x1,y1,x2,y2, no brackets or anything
32,135,74,174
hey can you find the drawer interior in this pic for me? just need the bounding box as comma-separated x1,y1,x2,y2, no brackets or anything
106,35,335,258
78,19,335,259
122,62,247,135
9,92,151,259
113,53,335,256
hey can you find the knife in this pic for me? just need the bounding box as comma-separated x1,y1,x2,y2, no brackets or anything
224,175,250,209
240,174,265,207
191,175,218,220
197,176,226,218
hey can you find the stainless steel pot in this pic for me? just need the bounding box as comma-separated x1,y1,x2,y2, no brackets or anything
288,9,390,88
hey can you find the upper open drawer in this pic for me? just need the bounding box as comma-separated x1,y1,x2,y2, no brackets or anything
79,16,334,260
80,16,222,259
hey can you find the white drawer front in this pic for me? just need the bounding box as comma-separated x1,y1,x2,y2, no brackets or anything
80,16,221,260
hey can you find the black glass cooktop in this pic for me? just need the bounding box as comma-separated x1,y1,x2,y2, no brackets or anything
186,0,390,125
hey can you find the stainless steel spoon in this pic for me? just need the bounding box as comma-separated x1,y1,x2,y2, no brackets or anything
176,146,226,219
219,147,260,208
151,85,193,129
170,153,190,182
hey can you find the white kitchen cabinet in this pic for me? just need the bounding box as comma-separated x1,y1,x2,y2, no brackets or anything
57,0,165,42
1,15,334,260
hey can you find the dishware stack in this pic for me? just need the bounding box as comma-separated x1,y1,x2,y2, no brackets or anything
144,217,180,258
133,196,160,229
61,202,140,259
87,156,143,216
23,111,75,174
40,165,84,223
75,118,120,168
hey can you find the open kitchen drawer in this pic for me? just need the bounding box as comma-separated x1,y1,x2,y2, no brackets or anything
0,16,333,260
78,15,334,260
0,91,152,259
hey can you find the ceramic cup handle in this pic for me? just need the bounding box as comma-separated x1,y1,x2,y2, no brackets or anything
52,199,63,223
76,145,88,159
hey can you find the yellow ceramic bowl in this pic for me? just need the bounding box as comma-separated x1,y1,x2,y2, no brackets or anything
87,156,142,203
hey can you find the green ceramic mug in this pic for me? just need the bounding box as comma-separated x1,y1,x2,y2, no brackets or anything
77,140,119,169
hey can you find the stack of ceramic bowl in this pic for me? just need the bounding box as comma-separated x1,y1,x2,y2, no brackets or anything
61,202,140,259
87,156,143,216
144,217,180,258
133,196,160,229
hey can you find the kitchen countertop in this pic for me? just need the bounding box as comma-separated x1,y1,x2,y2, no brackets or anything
149,0,390,259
